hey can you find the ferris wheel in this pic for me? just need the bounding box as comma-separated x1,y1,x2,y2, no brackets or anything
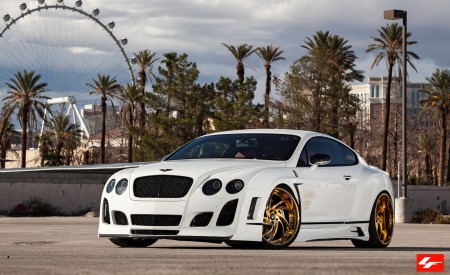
0,0,135,106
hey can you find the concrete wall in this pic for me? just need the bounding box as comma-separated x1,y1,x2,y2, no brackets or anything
0,164,140,215
392,181,450,214
0,168,449,216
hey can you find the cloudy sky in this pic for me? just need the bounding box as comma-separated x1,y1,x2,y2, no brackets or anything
0,0,449,107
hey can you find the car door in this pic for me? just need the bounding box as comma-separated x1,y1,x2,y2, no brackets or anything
294,137,358,224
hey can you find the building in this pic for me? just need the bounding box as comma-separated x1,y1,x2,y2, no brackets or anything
350,77,429,128
81,104,121,136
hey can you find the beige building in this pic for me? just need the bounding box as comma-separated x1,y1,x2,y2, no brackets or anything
350,77,429,128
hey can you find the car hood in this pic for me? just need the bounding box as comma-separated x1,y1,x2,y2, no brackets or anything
130,158,286,181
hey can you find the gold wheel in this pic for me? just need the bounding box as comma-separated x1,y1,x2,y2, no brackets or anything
374,193,393,245
262,187,300,248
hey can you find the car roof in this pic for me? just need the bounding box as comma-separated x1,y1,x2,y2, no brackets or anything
204,129,321,139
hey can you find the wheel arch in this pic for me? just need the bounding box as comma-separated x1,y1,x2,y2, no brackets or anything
355,171,394,221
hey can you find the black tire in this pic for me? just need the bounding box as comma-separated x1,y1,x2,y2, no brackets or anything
352,192,394,248
260,186,301,249
109,238,157,248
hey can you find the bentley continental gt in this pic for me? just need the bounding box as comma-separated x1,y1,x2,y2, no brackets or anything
98,129,394,249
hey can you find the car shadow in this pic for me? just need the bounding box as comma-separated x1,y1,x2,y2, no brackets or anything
150,245,450,252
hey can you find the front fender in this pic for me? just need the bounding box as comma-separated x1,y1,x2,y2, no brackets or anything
230,168,301,241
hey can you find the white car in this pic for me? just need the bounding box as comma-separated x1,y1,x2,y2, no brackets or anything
98,129,394,249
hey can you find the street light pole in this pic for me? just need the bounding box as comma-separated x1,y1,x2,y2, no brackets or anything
401,12,407,198
384,9,407,198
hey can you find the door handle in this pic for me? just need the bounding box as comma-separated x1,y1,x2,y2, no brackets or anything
343,175,352,180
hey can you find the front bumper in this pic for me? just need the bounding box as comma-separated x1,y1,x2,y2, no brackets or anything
98,186,268,242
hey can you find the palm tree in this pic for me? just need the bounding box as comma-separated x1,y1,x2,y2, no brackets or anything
86,75,121,164
367,23,419,171
222,43,256,86
45,115,82,165
420,68,450,186
0,118,17,168
256,44,285,127
117,83,142,162
303,32,364,138
161,52,178,115
2,70,48,168
133,49,159,128
417,133,435,184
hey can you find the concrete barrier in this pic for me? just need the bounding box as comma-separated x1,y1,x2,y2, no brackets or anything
392,181,450,215
0,167,449,216
0,164,142,215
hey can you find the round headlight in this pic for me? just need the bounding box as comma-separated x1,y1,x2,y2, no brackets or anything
202,179,222,196
115,178,128,195
226,179,244,194
106,179,115,193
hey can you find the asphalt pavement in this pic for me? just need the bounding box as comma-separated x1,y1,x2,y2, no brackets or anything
0,217,449,274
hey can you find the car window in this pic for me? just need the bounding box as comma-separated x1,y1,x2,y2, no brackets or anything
181,142,230,159
166,134,301,161
297,137,358,167
340,143,358,165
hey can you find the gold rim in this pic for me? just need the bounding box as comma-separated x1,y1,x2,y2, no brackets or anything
375,194,393,245
262,187,300,246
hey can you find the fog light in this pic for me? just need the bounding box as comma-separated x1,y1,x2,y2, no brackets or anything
226,179,244,194
115,178,128,195
202,179,222,196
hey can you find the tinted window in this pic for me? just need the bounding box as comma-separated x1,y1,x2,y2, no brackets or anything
340,143,358,165
167,134,301,161
297,137,358,167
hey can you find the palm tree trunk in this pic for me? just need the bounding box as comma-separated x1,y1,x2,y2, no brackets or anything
1,146,6,169
127,107,133,163
101,97,107,164
439,110,446,186
21,107,29,168
237,62,245,87
139,75,146,162
381,63,394,171
446,132,450,185
263,64,271,128
425,153,432,184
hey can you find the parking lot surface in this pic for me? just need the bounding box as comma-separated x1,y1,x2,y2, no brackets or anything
0,217,449,274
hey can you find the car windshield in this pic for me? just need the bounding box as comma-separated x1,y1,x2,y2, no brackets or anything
166,133,301,161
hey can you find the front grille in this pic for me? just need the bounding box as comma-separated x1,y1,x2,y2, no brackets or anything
131,214,182,226
133,175,193,198
131,230,179,235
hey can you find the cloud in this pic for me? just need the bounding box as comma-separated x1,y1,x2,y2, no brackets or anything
1,0,449,109
67,47,109,56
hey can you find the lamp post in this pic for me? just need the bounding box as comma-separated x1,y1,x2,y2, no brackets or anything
384,9,407,198
384,9,414,223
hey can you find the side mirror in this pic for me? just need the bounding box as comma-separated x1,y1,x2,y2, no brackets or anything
309,153,331,166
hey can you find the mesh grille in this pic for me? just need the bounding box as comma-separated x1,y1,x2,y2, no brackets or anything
131,230,179,235
131,214,182,226
133,175,193,198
